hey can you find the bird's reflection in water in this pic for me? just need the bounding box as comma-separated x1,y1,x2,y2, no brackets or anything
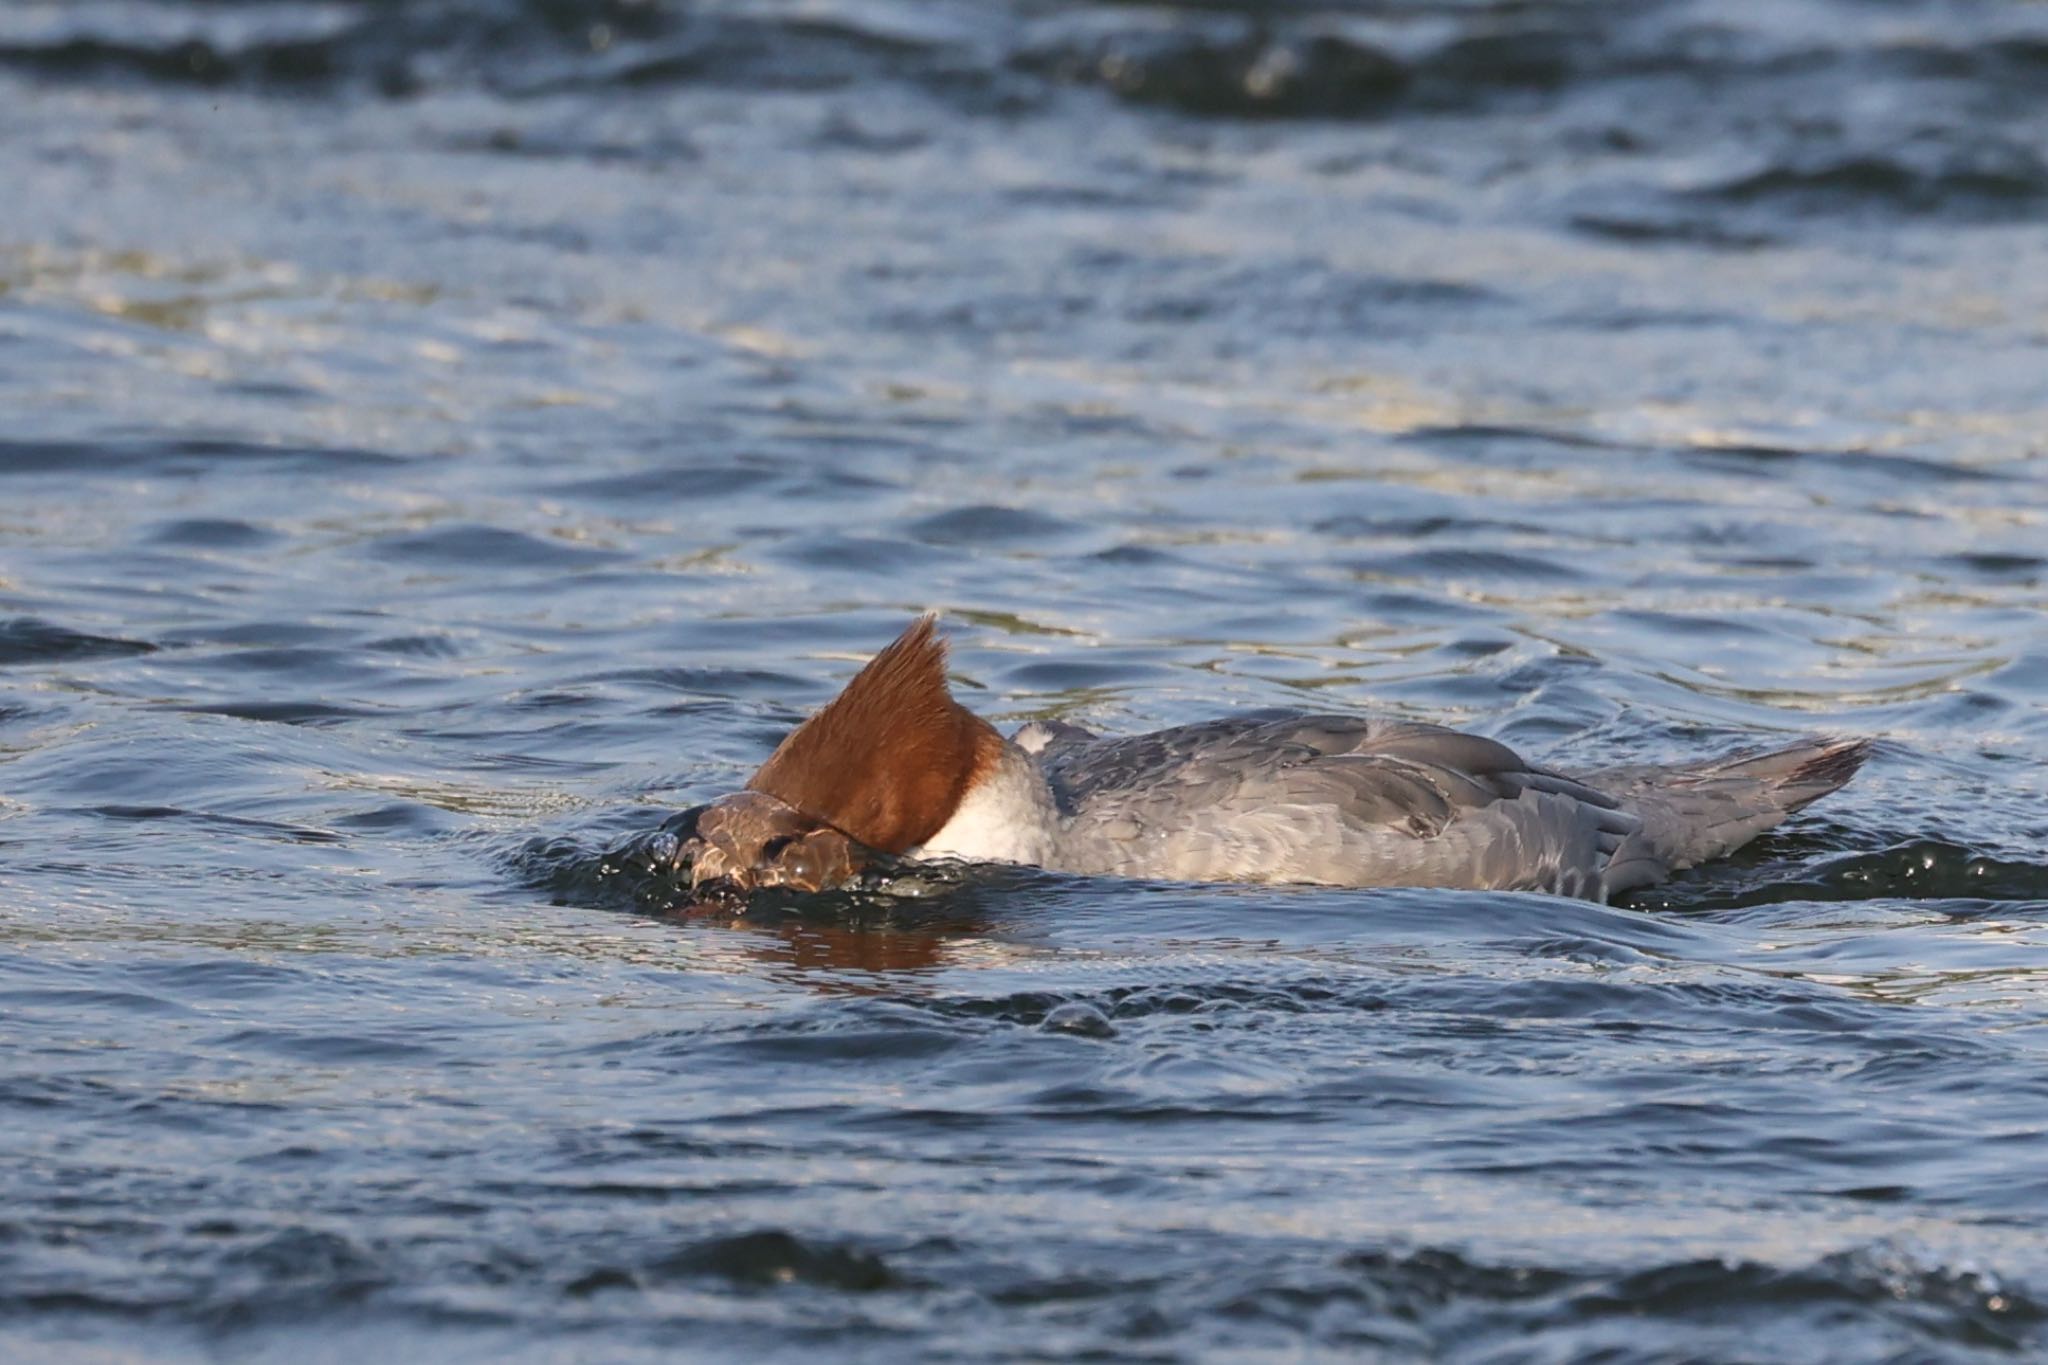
671,911,983,994
759,915,956,980
651,869,1006,995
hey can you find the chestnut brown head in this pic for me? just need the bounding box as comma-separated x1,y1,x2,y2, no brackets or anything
745,615,1002,855
665,790,881,904
662,616,996,906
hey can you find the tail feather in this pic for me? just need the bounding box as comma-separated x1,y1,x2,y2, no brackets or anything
1583,737,1871,897
1762,736,1874,810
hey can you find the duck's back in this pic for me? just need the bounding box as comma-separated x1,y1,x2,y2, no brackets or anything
1015,712,1867,900
1016,711,1638,897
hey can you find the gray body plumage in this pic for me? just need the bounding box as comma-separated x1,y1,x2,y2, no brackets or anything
1009,711,1868,902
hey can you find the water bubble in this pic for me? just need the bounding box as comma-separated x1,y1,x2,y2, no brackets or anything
1042,1001,1117,1039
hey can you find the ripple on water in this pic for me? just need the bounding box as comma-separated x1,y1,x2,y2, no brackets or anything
0,437,406,477
145,518,279,550
370,525,628,569
0,617,156,666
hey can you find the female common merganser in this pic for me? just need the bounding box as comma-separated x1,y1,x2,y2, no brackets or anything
665,616,1868,905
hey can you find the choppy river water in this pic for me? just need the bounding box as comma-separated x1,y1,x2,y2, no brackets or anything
3,1,2047,1359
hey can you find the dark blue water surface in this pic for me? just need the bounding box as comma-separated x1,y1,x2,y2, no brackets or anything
4,1,2048,1359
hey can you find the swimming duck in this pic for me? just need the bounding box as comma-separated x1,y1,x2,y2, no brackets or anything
665,616,1868,904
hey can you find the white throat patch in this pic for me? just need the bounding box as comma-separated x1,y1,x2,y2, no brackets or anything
911,744,1059,867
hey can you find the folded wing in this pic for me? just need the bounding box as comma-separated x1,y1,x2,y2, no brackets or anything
1024,712,1640,898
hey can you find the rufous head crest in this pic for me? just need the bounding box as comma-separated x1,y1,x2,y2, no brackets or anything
746,615,1001,854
